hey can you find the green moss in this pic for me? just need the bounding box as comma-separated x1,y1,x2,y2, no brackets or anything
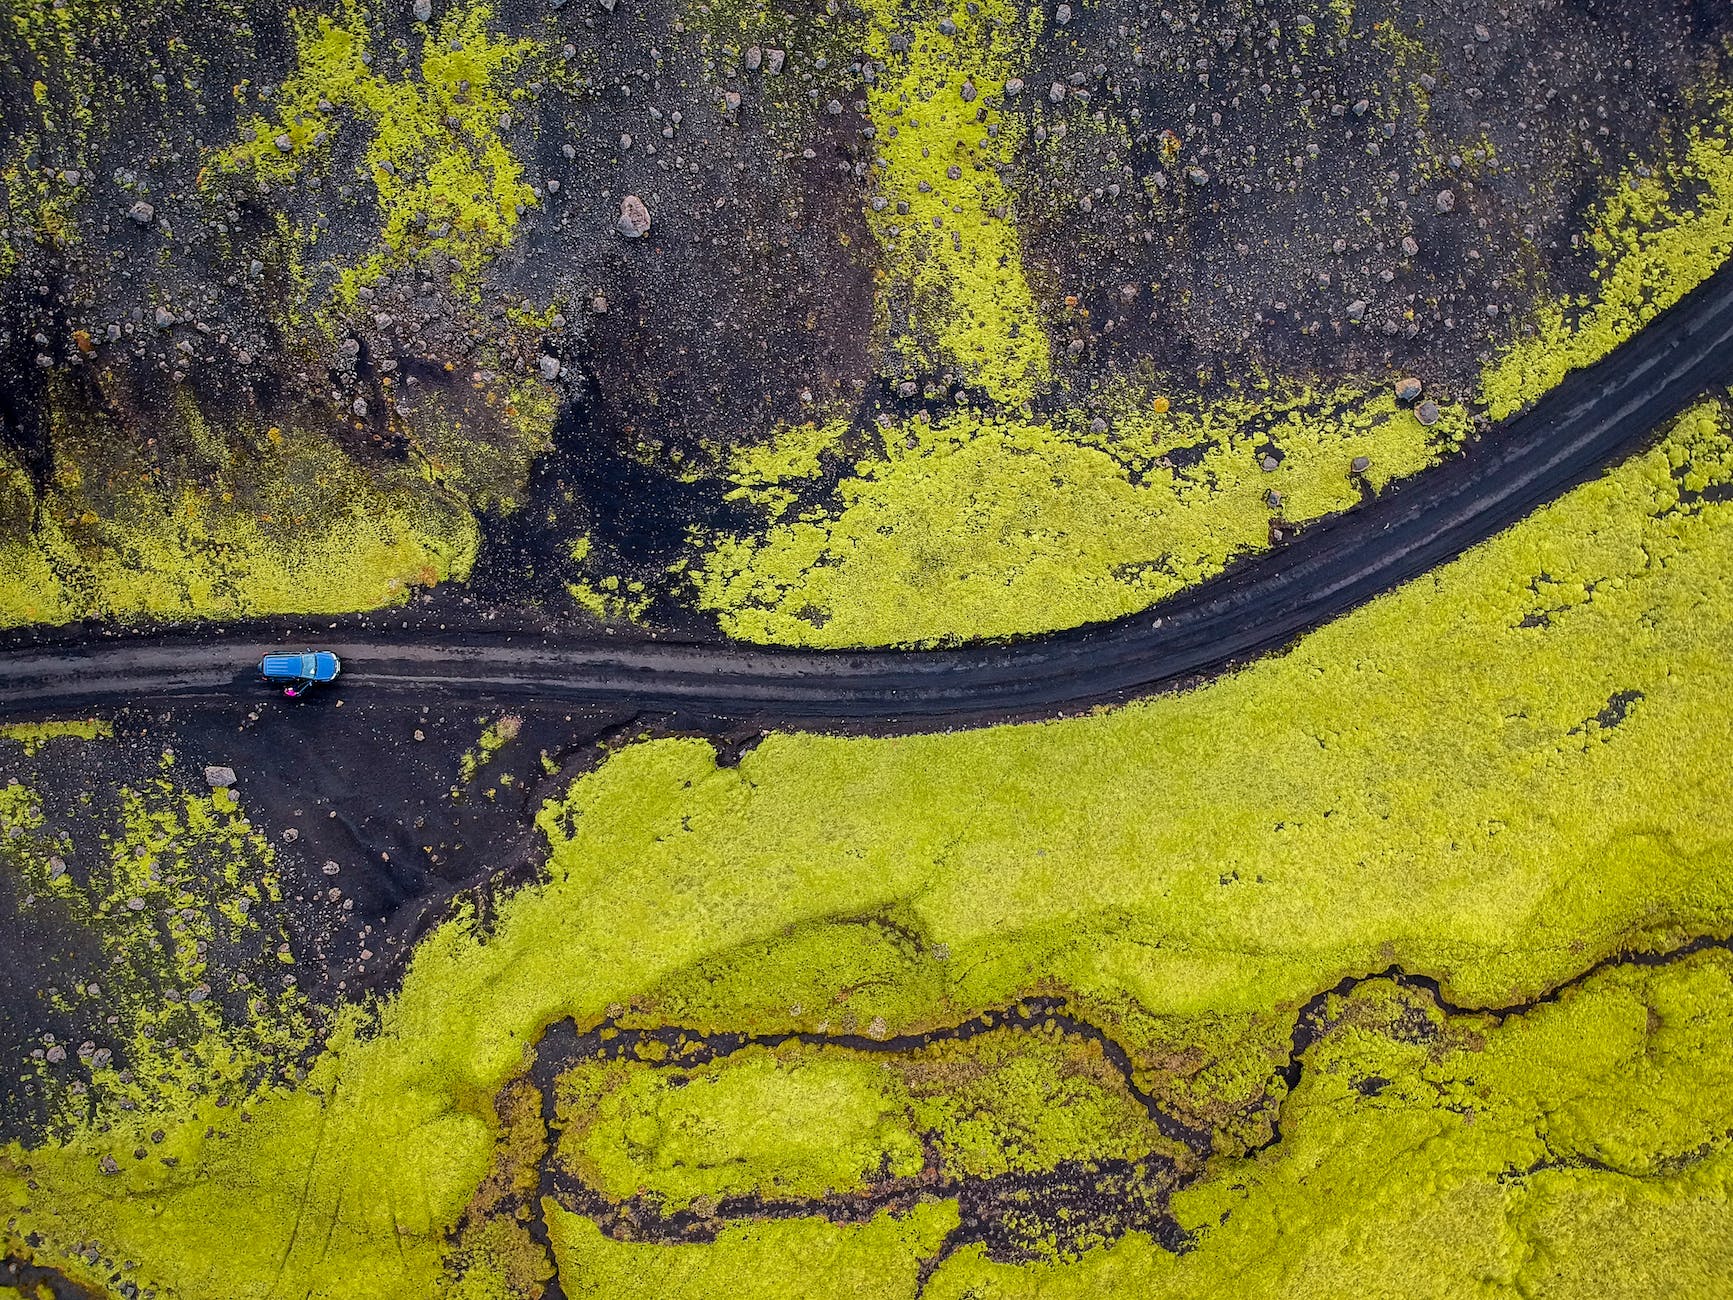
4,399,1731,1295
555,1045,924,1209
0,771,313,1129
0,411,477,629
543,1198,959,1299
0,719,112,756
925,950,1733,1298
458,714,522,785
1481,94,1733,419
693,384,1462,645
687,95,1733,648
212,0,541,302
862,0,1048,405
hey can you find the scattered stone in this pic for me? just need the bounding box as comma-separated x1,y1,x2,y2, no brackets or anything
1352,98,1369,116
1261,454,1279,472
1049,82,1066,104
1351,455,1371,472
274,133,293,153
281,828,299,843
204,765,236,789
411,0,431,19
1435,189,1456,213
1089,417,1108,434
188,983,211,1004
1187,166,1210,186
938,16,956,35
765,48,785,75
125,897,146,911
351,396,368,418
1003,78,1023,97
1416,400,1441,426
48,856,66,879
154,307,175,329
538,354,561,381
323,861,341,876
46,1044,66,1063
99,1156,119,1175
617,194,651,238
1266,489,1282,508
745,44,762,71
1394,376,1423,402
127,201,155,225
1473,23,1491,41
1401,235,1419,257
1055,2,1072,24
1347,299,1367,322
960,79,977,103
1418,72,1437,92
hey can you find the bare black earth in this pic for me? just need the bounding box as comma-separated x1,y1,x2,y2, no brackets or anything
3,254,1732,729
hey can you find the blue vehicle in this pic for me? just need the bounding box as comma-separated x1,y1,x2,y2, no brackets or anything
258,650,341,698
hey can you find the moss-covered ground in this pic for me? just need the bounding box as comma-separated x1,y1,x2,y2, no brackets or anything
3,390,1729,1294
689,96,1733,645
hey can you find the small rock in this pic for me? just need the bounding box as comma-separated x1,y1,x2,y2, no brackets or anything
48,856,66,879
127,201,155,225
46,1044,66,1063
1265,489,1282,508
274,133,293,153
744,44,762,71
1435,189,1455,213
1187,166,1210,186
765,48,785,75
1401,235,1419,257
411,0,431,19
125,897,146,911
188,983,211,1004
620,132,633,149
1055,2,1072,24
538,354,561,381
281,828,299,843
1473,23,1491,41
1351,455,1371,473
204,765,236,789
1416,400,1441,426
1004,77,1023,97
1089,417,1108,434
938,16,956,35
960,79,977,102
1261,454,1279,472
1418,72,1437,92
946,164,962,180
323,861,341,876
1352,98,1369,116
1394,376,1423,402
99,1155,120,1175
1347,299,1367,322
351,396,368,417
154,307,175,329
617,194,651,238
1049,82,1066,103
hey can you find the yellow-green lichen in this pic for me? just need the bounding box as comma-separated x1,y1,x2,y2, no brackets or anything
923,951,1733,1298
693,384,1462,645
212,0,541,302
0,412,478,629
544,1199,960,1299
1481,93,1733,419
4,398,1731,1296
555,1045,924,1209
863,0,1048,405
0,719,112,756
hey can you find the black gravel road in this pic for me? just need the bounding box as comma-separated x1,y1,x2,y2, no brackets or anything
4,259,1732,731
